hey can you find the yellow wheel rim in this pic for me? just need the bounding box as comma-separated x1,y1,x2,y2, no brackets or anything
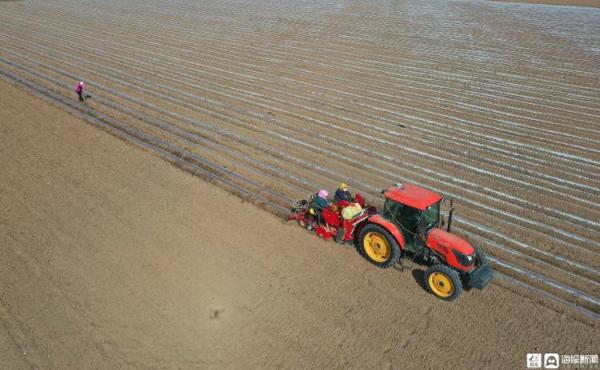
363,232,391,263
428,272,454,298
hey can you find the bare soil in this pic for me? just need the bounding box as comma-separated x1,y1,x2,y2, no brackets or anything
0,78,598,369
493,0,600,8
1,0,599,367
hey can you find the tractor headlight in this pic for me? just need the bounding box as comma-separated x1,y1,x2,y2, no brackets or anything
453,249,475,267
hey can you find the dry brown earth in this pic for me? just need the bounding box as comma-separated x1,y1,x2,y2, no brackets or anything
1,77,598,370
1,0,599,367
494,0,600,8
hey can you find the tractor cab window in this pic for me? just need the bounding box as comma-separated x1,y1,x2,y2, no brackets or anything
382,198,402,220
382,199,420,238
421,202,441,229
382,199,441,239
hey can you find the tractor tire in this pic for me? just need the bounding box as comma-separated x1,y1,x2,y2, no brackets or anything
425,264,463,301
357,224,401,268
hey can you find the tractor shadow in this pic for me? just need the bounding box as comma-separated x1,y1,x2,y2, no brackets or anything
410,268,429,292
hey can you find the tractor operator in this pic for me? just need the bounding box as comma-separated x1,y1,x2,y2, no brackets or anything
334,183,354,203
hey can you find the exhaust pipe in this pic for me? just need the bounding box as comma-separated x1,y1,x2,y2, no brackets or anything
447,199,454,233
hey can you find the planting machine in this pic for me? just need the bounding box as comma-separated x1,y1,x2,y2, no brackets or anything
289,183,493,300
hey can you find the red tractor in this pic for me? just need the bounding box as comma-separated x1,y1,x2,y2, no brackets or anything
289,183,493,300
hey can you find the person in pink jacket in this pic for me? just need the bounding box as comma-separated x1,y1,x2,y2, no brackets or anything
75,81,85,102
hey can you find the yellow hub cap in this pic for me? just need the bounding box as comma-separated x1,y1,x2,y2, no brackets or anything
363,232,391,263
428,272,454,298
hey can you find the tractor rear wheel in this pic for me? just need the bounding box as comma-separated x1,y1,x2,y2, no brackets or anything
357,224,401,268
425,264,462,301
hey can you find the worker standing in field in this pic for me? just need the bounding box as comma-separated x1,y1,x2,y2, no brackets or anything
75,81,85,103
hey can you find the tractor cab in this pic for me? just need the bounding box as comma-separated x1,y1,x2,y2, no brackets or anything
380,183,442,253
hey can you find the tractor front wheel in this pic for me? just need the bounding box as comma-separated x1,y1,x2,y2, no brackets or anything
357,224,401,268
425,264,462,301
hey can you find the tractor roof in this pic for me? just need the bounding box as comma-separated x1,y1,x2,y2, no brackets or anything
383,183,442,210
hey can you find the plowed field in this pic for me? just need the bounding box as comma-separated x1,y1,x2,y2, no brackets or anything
1,0,599,367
